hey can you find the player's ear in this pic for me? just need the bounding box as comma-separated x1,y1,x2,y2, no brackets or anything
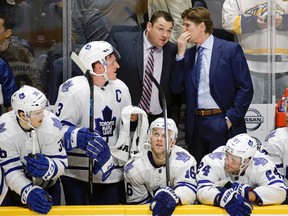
18,111,26,119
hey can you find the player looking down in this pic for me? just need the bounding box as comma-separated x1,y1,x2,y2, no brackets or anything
54,41,132,204
0,85,67,214
124,117,197,216
197,133,286,215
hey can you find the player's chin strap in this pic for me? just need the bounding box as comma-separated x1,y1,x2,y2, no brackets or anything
17,115,36,130
90,64,109,84
233,158,251,179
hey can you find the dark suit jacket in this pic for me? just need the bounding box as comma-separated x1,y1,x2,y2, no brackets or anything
109,31,180,123
171,36,253,146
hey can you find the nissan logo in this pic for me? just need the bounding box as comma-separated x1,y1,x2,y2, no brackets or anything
245,108,264,131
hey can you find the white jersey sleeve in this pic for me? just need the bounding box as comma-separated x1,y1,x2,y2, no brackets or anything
196,150,227,205
169,145,197,204
124,155,151,204
262,127,288,185
248,152,286,205
0,168,8,205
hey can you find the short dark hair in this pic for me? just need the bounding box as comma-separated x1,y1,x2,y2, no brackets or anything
150,10,174,27
181,7,213,34
0,14,15,30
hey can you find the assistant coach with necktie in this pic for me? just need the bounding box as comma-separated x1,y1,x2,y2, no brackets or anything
171,7,253,164
109,11,180,124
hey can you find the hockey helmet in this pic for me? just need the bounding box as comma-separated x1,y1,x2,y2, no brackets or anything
11,85,48,118
225,133,257,163
78,41,120,73
149,117,178,140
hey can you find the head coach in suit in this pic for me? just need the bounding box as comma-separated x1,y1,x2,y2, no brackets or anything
108,11,181,124
171,7,253,164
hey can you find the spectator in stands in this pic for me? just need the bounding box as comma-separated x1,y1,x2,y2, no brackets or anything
222,0,288,103
0,57,16,115
0,14,44,92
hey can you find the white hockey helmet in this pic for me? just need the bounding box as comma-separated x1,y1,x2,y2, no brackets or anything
78,41,120,74
149,117,178,141
11,85,48,118
225,133,257,163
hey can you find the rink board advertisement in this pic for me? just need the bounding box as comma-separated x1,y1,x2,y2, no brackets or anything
0,205,287,215
245,104,276,144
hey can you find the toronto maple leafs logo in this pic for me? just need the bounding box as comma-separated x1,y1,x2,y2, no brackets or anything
209,152,223,160
61,80,73,92
0,122,6,133
124,160,134,173
52,117,62,130
95,106,116,139
253,157,268,166
265,130,276,142
176,151,190,163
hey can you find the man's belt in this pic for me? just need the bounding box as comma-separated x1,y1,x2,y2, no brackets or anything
195,109,222,116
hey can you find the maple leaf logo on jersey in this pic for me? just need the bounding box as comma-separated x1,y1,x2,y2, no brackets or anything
209,152,223,160
95,106,116,138
52,117,62,130
61,80,73,92
176,151,190,163
124,160,134,173
0,122,6,133
253,157,268,166
264,130,276,142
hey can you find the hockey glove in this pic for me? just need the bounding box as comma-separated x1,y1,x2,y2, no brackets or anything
63,126,96,151
24,153,57,181
217,188,253,216
231,182,253,200
21,184,52,214
150,186,179,216
87,137,114,181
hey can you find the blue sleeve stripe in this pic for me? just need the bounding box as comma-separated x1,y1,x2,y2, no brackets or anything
4,165,23,176
61,120,75,127
45,155,67,160
276,163,284,168
0,157,20,166
174,182,197,193
268,179,285,185
198,179,213,184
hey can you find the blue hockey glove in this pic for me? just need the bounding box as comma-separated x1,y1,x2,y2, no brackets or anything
231,182,253,200
21,184,52,214
63,126,96,151
87,137,114,181
24,153,57,181
150,186,179,216
217,188,253,216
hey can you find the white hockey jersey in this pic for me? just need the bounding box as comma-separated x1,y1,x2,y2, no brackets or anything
262,127,288,185
0,110,67,200
124,144,197,205
54,76,131,183
197,148,286,205
222,0,288,73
